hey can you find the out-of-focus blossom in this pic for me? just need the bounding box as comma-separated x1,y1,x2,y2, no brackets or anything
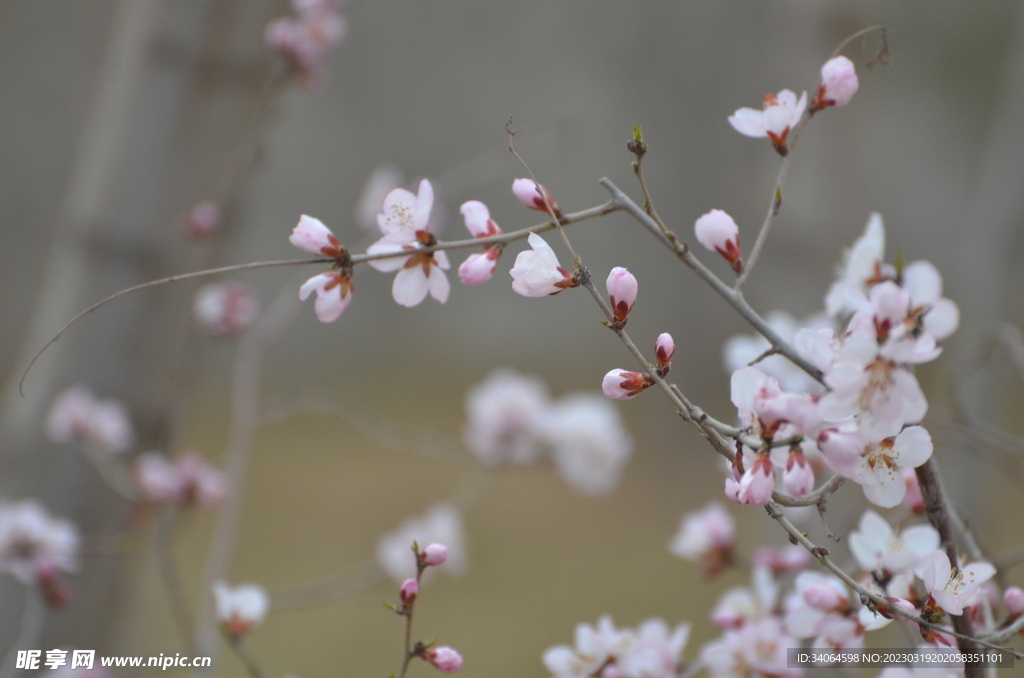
425,647,463,674
463,369,549,466
700,617,802,678
752,545,810,575
193,282,260,337
536,394,633,495
368,179,450,307
544,616,689,678
710,566,778,630
901,468,925,515
510,233,576,297
180,200,221,239
0,500,78,589
512,178,561,217
602,369,650,401
694,210,743,273
669,503,735,578
355,165,404,232
1004,586,1024,617
264,0,346,85
921,551,996,616
655,333,675,370
606,267,638,323
825,213,888,317
45,385,135,456
728,90,807,155
847,509,938,575
813,56,858,109
133,450,227,510
725,311,833,396
213,581,269,636
376,503,467,582
458,200,503,285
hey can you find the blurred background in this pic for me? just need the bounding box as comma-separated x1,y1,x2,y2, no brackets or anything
1,0,1023,676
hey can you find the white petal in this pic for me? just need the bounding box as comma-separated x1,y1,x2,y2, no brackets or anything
367,239,411,272
728,109,767,137
527,232,560,268
433,249,451,270
893,426,932,469
902,260,943,304
924,298,960,341
427,266,450,303
413,179,434,231
392,266,430,307
862,474,905,508
313,283,349,323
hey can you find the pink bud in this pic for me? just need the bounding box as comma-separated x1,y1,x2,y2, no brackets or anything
458,249,501,285
694,209,742,273
512,178,561,216
289,214,345,258
736,455,774,505
601,369,649,401
422,543,448,566
1005,587,1024,617
782,449,814,497
605,267,638,323
815,56,859,109
655,333,675,369
181,200,222,239
400,578,419,606
425,647,463,673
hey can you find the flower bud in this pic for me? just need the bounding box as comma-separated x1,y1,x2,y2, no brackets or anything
602,369,650,401
181,200,221,239
735,455,774,506
399,578,419,606
814,56,859,109
460,200,501,238
782,449,814,497
605,267,638,324
694,209,742,273
512,178,561,216
1005,586,1024,617
422,543,448,566
425,647,463,673
655,333,675,369
458,249,501,286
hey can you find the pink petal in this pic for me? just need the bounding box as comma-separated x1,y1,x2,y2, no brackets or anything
392,266,429,307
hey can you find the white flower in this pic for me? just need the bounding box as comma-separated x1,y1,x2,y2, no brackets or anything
193,282,260,336
728,90,808,153
536,394,633,495
852,426,933,508
543,616,633,678
901,260,960,341
847,509,939,575
462,369,549,466
376,503,467,582
825,213,888,317
45,385,134,455
921,551,996,616
724,311,833,395
669,502,735,577
0,500,78,586
510,233,575,297
212,581,269,636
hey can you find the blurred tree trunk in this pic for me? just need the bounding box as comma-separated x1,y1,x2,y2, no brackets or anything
0,0,284,654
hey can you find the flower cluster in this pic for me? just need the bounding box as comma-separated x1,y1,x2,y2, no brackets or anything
264,0,347,84
544,616,690,678
132,450,227,510
719,214,959,508
463,369,633,495
45,385,135,456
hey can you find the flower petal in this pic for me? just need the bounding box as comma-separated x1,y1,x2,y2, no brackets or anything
392,266,429,307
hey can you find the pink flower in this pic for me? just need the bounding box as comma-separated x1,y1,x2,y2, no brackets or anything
1004,586,1024,616
669,502,735,578
728,89,808,155
463,369,549,466
921,551,996,616
782,449,814,497
180,200,221,239
457,200,504,285
193,282,260,337
814,56,858,109
606,267,638,323
733,455,775,506
133,451,226,510
422,543,448,566
299,271,354,322
694,210,743,273
368,180,450,307
602,369,650,401
399,578,418,606
290,215,345,257
510,233,576,297
45,385,134,455
512,178,560,216
655,333,675,370
425,647,462,673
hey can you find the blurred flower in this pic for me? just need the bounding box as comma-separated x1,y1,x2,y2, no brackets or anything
669,502,735,578
376,503,467,582
45,385,134,455
536,394,633,495
193,282,260,337
463,369,549,466
264,0,346,85
847,509,938,575
133,450,226,510
213,581,269,636
0,500,78,588
180,200,221,239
